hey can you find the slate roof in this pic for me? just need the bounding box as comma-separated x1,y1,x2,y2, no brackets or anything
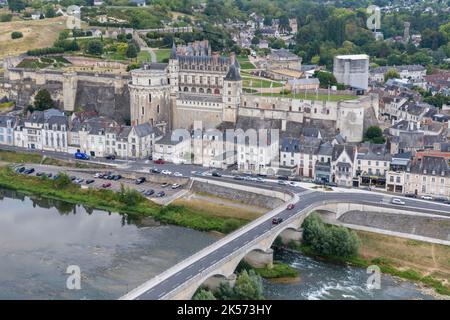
357,142,392,161
133,122,162,137
409,156,449,176
332,145,355,162
224,64,242,81
0,115,17,128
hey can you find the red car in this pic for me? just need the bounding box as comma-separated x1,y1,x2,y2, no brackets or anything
154,159,165,164
287,204,295,210
102,182,111,188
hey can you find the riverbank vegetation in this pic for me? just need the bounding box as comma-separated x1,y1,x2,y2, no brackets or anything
287,214,450,296
0,166,246,234
253,262,299,280
193,269,264,300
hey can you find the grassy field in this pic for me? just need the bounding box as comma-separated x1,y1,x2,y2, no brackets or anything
237,55,255,70
137,50,152,64
260,91,358,102
0,16,68,58
289,229,450,296
154,48,171,62
173,192,266,221
242,77,283,88
356,231,450,284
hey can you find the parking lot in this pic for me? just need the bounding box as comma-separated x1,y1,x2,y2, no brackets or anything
14,164,187,204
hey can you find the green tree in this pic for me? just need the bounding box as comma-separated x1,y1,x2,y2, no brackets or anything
11,31,23,39
8,0,26,12
34,89,55,111
302,213,360,258
125,43,138,59
314,71,337,88
233,270,264,300
86,40,104,55
192,289,216,300
364,125,385,144
384,68,400,82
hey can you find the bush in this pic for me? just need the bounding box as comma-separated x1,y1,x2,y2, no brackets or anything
222,219,241,233
11,31,23,39
302,213,360,258
27,47,65,56
0,14,13,22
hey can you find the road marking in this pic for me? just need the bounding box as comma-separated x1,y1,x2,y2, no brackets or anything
157,291,167,298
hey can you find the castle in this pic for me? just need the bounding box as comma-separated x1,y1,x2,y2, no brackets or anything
1,41,379,143
129,40,379,143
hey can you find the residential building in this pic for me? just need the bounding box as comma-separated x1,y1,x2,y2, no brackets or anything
0,115,18,146
331,145,356,187
355,142,391,187
153,133,191,164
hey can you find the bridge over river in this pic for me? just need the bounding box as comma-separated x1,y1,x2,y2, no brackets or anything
120,179,450,300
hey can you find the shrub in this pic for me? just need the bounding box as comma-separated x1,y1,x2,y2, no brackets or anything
11,31,23,39
222,219,241,233
0,14,13,22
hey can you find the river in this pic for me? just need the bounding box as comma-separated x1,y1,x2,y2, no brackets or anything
0,188,435,300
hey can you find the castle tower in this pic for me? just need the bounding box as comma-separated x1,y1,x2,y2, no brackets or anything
222,60,242,123
168,42,179,96
129,63,171,132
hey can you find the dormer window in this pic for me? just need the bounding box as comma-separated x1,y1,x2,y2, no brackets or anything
423,170,427,174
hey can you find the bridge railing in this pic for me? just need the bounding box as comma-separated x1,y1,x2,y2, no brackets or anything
160,200,322,299
119,184,296,300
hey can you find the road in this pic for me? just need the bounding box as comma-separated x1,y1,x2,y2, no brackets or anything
124,184,450,300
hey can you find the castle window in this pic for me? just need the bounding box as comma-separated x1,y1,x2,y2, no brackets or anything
191,87,196,93
206,88,212,94
149,94,152,102
167,78,170,84
184,87,188,92
148,79,151,85
244,101,246,107
214,88,220,95
289,106,292,111
228,83,231,88
142,107,144,115
314,108,317,113
199,88,204,93
157,105,160,114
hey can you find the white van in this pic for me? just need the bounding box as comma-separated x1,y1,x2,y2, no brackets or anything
391,198,405,205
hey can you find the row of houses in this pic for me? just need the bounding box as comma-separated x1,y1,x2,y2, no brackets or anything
0,109,162,159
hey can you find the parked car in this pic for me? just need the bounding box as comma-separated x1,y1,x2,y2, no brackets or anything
212,171,222,177
256,177,264,183
404,193,416,198
144,189,155,196
278,180,287,185
151,168,161,174
85,179,95,185
24,168,35,174
15,166,26,173
173,172,183,177
74,152,90,160
46,173,52,178
102,183,111,188
36,172,44,177
135,177,146,184
272,217,283,225
287,204,295,210
391,198,405,205
161,170,172,175
112,175,122,180
105,154,116,160
277,175,289,181
325,182,337,187
233,175,244,180
171,183,181,189
74,178,84,184
154,159,165,164
70,176,77,181
421,195,433,200
161,183,169,188
156,191,165,197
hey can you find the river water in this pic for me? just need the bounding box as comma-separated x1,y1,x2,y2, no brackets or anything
0,188,435,300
